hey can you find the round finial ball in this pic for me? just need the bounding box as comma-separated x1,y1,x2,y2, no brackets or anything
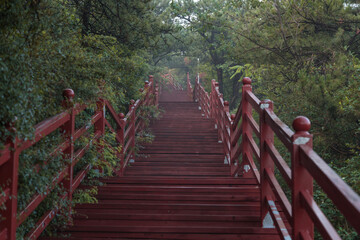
119,113,125,119
224,101,229,106
130,99,135,105
145,81,149,85
243,77,252,85
231,114,236,120
293,116,311,132
63,89,75,100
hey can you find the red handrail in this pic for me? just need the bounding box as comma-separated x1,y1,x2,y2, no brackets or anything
191,74,360,240
0,76,158,240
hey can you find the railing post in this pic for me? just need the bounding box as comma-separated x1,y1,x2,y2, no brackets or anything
117,113,126,176
129,99,136,161
61,89,75,221
210,80,215,118
291,116,313,239
94,98,105,173
149,75,154,93
259,99,275,226
187,72,190,97
240,77,254,177
214,82,220,127
194,77,198,102
0,120,19,240
224,100,231,164
155,83,159,108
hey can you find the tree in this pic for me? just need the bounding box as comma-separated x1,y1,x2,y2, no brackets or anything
170,0,234,94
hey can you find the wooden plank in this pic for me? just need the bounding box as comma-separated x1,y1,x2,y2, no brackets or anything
264,168,292,222
264,109,293,151
17,167,68,226
19,112,70,151
49,90,284,240
300,190,341,240
265,139,291,186
265,195,292,240
245,91,261,114
300,145,360,234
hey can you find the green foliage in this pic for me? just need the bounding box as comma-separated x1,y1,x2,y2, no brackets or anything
0,0,170,238
164,0,360,238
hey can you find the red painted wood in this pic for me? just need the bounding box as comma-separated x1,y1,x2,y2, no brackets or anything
0,79,157,239
4,74,360,240
291,117,314,239
49,89,280,239
299,145,360,234
260,99,275,223
300,190,341,240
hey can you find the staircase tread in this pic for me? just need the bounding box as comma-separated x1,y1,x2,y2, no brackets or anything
50,89,282,239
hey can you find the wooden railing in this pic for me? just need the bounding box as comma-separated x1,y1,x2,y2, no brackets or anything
189,75,360,240
161,73,183,91
0,76,158,240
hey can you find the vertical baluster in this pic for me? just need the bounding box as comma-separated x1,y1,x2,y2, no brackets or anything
292,116,313,239
210,80,215,118
0,119,19,240
224,101,230,164
230,114,236,169
187,72,190,97
259,99,275,225
194,77,198,102
61,89,75,221
219,94,224,142
240,77,253,178
155,83,159,108
117,113,125,176
149,75,154,94
129,100,136,161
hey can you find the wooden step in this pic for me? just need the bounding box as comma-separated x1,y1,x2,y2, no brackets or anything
48,90,282,240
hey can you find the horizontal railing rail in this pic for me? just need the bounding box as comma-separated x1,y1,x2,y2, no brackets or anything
0,76,158,240
189,74,360,240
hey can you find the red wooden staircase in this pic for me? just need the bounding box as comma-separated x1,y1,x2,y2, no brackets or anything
1,75,359,240
53,89,280,239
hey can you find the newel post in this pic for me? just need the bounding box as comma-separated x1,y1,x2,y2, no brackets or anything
224,100,231,163
0,119,20,240
117,113,126,176
61,89,75,219
187,72,190,96
214,82,220,125
240,77,254,177
149,75,154,93
291,116,313,239
259,99,275,225
210,80,216,119
129,99,136,160
194,77,199,102
155,84,159,108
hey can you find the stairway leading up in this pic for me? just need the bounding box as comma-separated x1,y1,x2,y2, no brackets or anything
50,88,281,239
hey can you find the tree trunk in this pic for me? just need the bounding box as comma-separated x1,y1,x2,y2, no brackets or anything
230,75,241,110
82,0,91,35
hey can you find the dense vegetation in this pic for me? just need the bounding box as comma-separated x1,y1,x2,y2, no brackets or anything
165,0,360,238
1,0,359,239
